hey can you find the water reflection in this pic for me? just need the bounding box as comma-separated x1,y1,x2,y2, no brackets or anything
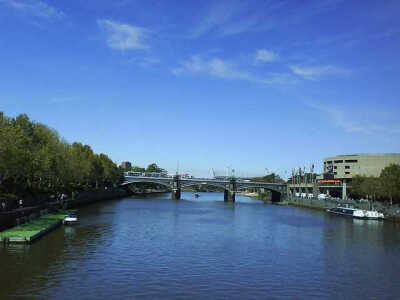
1,194,399,299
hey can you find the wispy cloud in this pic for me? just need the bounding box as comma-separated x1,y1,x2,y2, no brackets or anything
98,19,150,51
173,55,295,85
191,0,275,38
306,101,400,135
290,65,351,80
255,49,278,63
191,0,344,38
49,97,86,104
0,0,65,19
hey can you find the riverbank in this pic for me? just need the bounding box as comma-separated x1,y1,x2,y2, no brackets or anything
63,188,128,209
0,187,129,232
0,212,65,244
286,196,400,223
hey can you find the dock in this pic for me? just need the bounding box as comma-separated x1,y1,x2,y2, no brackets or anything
0,213,65,244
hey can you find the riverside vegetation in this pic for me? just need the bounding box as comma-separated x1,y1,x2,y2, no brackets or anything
0,111,123,200
350,164,400,205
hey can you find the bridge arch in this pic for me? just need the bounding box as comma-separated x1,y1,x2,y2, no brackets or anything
122,179,173,190
236,185,283,202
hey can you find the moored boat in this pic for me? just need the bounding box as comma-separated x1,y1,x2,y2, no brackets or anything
326,205,384,220
63,212,78,224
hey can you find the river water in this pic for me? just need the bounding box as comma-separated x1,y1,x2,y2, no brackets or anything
1,193,400,299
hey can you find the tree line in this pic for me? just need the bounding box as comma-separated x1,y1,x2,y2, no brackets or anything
351,164,400,205
250,173,285,184
124,163,167,174
0,112,123,198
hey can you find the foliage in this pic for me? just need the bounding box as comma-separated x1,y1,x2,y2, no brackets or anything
129,165,146,172
380,164,400,205
146,163,166,173
351,164,400,204
0,111,123,197
250,173,285,183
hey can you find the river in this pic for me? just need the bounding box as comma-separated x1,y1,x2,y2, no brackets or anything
1,192,400,299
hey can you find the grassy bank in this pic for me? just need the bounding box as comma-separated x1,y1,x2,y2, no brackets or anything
0,213,65,242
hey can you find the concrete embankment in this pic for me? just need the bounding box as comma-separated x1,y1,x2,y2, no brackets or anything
64,188,128,209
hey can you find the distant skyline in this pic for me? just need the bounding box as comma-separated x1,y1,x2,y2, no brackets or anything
1,0,399,178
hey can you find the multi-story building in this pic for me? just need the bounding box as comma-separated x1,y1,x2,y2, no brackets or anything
120,161,132,170
289,153,400,199
323,153,400,180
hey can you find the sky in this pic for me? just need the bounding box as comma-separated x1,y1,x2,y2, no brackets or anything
1,0,399,178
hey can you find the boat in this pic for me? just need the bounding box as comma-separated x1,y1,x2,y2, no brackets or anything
326,205,384,220
63,212,78,224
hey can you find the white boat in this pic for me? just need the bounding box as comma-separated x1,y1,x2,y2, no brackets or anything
326,205,384,220
63,213,78,224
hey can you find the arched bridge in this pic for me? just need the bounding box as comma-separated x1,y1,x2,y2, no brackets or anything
122,175,287,202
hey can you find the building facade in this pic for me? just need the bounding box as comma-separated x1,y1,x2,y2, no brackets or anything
323,153,400,180
120,161,132,170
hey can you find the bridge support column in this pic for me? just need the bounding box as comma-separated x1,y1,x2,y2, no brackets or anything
224,190,235,202
171,175,181,200
172,188,181,200
342,181,347,200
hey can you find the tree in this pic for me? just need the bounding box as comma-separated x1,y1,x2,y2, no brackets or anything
250,173,285,183
0,111,123,198
131,166,145,172
380,164,400,205
146,163,165,173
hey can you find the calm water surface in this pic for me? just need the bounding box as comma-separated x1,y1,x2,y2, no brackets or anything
1,193,400,299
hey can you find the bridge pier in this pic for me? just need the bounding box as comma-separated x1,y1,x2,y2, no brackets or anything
171,188,181,200
172,175,181,200
224,190,236,202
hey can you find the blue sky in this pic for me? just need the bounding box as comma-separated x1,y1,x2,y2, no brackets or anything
1,0,399,178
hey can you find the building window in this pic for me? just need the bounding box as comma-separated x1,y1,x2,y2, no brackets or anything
334,160,343,163
345,171,350,174
327,161,332,164
345,166,350,169
334,172,337,175
334,166,337,169
345,160,358,163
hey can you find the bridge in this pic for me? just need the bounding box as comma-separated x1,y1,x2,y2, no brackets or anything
122,175,287,202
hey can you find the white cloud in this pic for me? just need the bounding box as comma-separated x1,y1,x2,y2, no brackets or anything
0,0,64,19
306,101,400,135
289,65,351,80
255,49,278,63
98,19,149,51
173,55,296,85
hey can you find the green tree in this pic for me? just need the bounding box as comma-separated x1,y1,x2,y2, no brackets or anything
380,164,400,205
0,111,123,198
146,163,165,173
131,166,145,172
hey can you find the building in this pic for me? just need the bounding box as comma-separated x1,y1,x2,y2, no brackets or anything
120,161,132,170
323,153,400,180
289,153,400,199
